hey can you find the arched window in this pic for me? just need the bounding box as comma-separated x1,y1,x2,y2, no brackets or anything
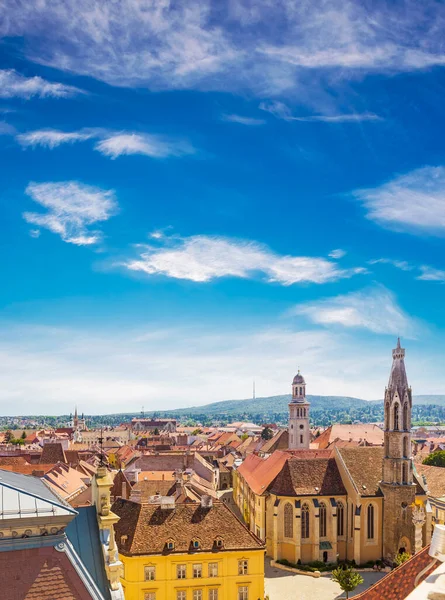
385,437,389,458
319,502,327,538
403,436,409,458
284,503,293,538
367,504,375,539
385,402,390,430
301,504,310,539
402,463,408,484
394,403,399,431
403,403,408,431
337,502,344,537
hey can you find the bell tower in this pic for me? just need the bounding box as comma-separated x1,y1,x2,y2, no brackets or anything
380,339,416,560
288,370,310,450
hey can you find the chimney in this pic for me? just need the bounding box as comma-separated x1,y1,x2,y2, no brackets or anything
129,489,142,503
201,495,213,508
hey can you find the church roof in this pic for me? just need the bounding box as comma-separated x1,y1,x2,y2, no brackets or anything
415,464,445,499
292,370,305,385
336,447,385,496
269,457,346,497
387,338,409,398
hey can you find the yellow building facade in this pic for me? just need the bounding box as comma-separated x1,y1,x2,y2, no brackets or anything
112,497,265,600
119,548,265,600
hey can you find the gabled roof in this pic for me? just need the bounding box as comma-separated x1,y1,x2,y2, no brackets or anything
354,545,435,599
336,446,385,496
237,451,289,496
0,468,76,519
259,429,289,454
269,457,346,497
40,443,67,464
112,499,264,556
0,539,106,600
415,464,445,498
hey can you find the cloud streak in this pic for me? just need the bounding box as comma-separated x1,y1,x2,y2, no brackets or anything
221,113,266,125
355,166,445,235
16,128,195,159
23,181,118,245
294,286,418,336
123,234,365,285
0,69,82,99
259,101,381,122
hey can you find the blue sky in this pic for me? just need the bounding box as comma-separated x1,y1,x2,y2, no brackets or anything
1,0,445,414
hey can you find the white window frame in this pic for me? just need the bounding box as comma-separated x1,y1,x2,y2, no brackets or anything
238,586,248,600
177,592,187,600
193,591,202,600
208,590,218,600
144,566,156,581
208,562,218,577
177,564,187,579
238,559,248,575
144,593,156,600
193,563,202,578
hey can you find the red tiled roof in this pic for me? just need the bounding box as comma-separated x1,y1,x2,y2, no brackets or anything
0,546,96,600
354,545,436,599
237,451,289,495
40,443,66,464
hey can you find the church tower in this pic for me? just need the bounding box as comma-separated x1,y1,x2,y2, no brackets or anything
380,339,416,560
288,370,310,450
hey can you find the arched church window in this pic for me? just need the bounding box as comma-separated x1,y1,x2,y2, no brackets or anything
337,502,344,537
403,436,409,458
385,402,390,430
301,504,310,539
350,503,354,538
394,403,400,431
367,504,375,539
284,503,293,538
319,502,327,538
403,403,408,430
402,463,408,484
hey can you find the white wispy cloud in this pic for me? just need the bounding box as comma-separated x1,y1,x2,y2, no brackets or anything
259,101,381,122
16,128,195,159
294,286,418,336
355,166,445,235
221,113,266,125
417,266,445,282
2,1,445,95
95,133,195,159
17,129,95,148
23,181,118,245
368,258,415,271
0,69,82,99
329,249,346,259
123,234,365,285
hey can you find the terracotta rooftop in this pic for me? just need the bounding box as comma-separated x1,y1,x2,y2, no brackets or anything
110,469,132,500
259,429,289,454
269,457,347,497
416,463,445,498
237,451,289,496
315,424,384,449
112,499,264,556
40,443,66,464
0,545,101,600
354,545,436,599
336,446,385,496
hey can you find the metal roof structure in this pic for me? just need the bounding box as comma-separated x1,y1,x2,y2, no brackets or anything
0,468,76,520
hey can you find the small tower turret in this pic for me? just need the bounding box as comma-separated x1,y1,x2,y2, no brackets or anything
288,370,310,450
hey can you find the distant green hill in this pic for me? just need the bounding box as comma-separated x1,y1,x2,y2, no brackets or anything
146,394,445,417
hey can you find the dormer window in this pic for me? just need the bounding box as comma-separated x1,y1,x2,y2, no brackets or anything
191,538,200,549
214,537,224,549
166,539,175,550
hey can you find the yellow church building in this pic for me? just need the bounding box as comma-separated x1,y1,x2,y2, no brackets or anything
111,496,265,600
234,340,433,566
